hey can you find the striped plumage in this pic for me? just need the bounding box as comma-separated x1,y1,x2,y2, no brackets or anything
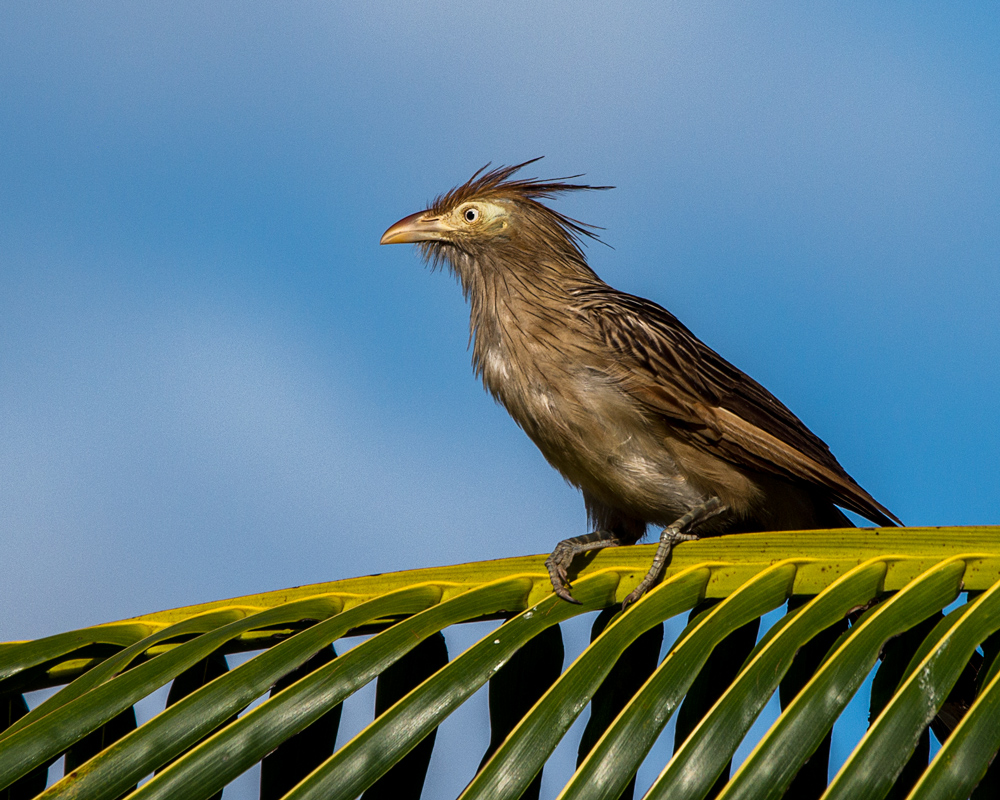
381,160,899,603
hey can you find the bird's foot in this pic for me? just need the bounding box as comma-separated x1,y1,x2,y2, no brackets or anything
622,527,699,607
622,498,728,607
546,531,621,604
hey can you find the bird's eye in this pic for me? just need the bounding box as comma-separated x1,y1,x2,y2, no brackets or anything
463,207,480,223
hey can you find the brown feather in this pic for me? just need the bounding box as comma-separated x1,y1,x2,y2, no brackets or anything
581,289,900,526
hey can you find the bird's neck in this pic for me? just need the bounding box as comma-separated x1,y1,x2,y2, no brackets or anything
462,248,602,392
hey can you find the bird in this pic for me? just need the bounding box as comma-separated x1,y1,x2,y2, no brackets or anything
380,159,900,605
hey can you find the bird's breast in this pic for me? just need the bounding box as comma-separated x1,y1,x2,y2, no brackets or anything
478,345,707,523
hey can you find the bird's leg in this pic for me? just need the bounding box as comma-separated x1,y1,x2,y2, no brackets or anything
623,497,728,607
546,531,622,605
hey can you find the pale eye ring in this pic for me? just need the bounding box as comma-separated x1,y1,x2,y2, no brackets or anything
463,207,480,223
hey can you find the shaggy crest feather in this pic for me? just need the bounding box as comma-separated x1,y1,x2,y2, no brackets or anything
430,158,613,251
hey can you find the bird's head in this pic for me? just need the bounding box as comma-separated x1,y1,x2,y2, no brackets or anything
380,159,612,291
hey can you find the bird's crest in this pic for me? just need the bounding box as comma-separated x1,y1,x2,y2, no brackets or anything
431,158,614,248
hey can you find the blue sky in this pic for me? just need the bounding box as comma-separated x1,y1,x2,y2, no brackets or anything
2,1,998,794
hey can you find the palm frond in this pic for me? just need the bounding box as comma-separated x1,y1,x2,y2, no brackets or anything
2,526,999,799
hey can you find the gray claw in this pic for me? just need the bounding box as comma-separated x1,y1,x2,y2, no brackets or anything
553,583,582,605
622,588,643,608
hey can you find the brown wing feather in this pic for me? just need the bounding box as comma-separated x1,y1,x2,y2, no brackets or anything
581,289,900,526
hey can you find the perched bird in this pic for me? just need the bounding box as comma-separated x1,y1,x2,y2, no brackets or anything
380,159,900,605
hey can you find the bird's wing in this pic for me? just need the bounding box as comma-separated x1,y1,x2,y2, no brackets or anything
584,291,900,526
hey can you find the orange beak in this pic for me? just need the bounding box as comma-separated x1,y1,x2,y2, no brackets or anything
380,212,450,245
